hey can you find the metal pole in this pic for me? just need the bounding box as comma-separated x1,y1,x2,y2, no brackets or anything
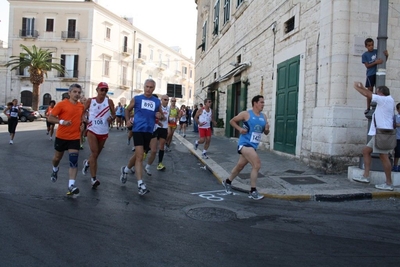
376,0,388,88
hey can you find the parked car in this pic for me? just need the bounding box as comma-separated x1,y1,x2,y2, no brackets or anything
0,106,8,124
19,107,37,122
38,105,49,118
22,106,40,119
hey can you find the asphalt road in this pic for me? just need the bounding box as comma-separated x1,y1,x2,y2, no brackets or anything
1,121,400,267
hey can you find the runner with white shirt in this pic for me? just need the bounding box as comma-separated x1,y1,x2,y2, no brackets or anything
81,82,116,189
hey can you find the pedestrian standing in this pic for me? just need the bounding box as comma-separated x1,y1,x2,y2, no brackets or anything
222,95,269,200
194,99,216,159
4,99,20,144
81,82,116,189
192,104,199,132
392,103,400,172
352,82,394,191
362,38,388,114
119,79,164,195
48,84,85,196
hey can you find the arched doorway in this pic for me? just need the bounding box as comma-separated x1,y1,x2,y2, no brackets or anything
43,93,52,105
21,91,33,106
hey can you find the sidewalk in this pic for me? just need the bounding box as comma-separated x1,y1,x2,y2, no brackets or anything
173,125,400,201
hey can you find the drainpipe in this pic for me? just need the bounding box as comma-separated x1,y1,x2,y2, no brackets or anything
130,30,136,99
314,33,320,107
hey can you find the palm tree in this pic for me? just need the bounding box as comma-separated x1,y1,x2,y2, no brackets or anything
6,44,65,110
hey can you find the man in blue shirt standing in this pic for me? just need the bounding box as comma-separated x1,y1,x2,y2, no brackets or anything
361,38,388,114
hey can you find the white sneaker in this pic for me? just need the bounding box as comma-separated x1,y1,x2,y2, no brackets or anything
145,165,152,176
375,183,394,191
9,140,13,145
352,175,370,183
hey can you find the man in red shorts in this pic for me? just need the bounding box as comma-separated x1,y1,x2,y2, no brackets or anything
194,98,217,159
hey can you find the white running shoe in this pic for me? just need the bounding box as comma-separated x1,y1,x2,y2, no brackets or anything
375,183,394,191
352,175,370,183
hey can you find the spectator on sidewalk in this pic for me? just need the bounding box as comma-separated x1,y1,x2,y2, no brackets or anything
393,103,400,172
221,95,269,200
352,82,394,191
192,104,199,132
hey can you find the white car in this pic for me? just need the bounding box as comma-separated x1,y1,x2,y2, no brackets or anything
38,105,49,118
0,106,8,124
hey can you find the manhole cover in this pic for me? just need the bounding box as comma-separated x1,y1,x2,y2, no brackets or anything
280,176,325,185
238,172,264,179
284,170,305,174
186,207,237,222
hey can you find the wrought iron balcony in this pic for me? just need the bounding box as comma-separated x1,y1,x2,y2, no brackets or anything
19,29,39,38
61,31,80,40
121,46,132,56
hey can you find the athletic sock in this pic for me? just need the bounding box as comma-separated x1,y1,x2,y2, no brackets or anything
69,180,75,187
53,166,59,172
124,166,130,173
137,180,143,187
250,187,256,192
158,150,164,163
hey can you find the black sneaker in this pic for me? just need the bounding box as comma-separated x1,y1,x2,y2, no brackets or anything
91,178,100,189
67,185,80,196
51,170,58,182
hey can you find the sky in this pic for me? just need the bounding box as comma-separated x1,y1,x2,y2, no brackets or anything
0,0,198,59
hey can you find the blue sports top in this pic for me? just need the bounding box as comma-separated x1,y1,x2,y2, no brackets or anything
238,110,267,150
133,94,161,132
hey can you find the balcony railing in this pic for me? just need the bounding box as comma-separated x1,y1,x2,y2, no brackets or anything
19,29,39,38
120,78,131,87
136,83,143,89
158,63,168,71
61,31,80,40
136,54,147,62
59,69,79,78
121,46,132,56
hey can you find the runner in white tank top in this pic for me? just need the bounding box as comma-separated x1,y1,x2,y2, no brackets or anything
81,82,116,189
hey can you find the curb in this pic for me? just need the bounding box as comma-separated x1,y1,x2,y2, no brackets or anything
173,133,399,202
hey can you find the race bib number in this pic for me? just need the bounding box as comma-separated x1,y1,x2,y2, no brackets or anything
169,117,176,123
93,119,104,125
10,112,18,117
250,132,262,143
141,100,155,111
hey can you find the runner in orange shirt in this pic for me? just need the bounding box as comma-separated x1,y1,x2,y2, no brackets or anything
48,84,85,196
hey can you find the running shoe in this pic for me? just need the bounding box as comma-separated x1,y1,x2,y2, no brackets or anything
91,178,100,189
51,169,58,182
138,183,149,196
202,152,209,159
222,180,233,195
82,159,89,175
375,183,394,191
248,190,264,200
120,166,128,184
9,140,13,145
157,162,166,171
194,141,198,150
145,165,152,176
352,175,370,183
67,185,80,196
183,134,186,138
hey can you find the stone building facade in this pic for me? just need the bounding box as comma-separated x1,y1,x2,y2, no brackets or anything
194,0,400,172
5,0,194,107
